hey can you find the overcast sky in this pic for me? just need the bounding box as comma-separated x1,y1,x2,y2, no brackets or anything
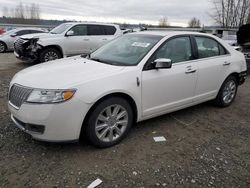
1,0,213,26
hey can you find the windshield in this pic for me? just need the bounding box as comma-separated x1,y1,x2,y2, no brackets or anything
90,34,162,66
50,23,73,34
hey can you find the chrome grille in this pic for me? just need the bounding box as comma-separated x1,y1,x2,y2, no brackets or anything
9,84,33,108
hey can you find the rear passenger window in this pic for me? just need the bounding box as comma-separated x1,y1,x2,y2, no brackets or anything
88,25,105,35
195,37,228,58
104,26,116,35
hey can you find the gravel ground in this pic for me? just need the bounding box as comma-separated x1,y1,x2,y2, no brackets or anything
0,52,250,188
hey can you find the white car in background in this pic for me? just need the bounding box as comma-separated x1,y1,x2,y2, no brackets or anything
222,35,238,46
8,32,247,147
14,22,122,63
222,35,242,51
0,28,46,53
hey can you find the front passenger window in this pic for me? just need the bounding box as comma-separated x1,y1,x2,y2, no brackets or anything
153,37,192,64
69,25,87,36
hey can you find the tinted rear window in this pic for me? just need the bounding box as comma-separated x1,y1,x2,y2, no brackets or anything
87,25,105,35
29,30,45,34
104,26,116,35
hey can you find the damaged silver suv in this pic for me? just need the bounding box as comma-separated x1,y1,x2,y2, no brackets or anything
14,22,122,63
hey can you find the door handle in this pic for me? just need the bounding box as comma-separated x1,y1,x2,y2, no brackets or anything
185,70,197,74
185,66,196,74
102,38,108,41
223,61,231,66
83,39,89,41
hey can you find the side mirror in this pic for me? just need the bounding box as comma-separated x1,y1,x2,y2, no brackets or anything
66,30,74,36
154,58,172,69
10,33,17,37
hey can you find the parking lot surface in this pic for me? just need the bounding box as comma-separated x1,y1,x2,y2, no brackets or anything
0,53,250,187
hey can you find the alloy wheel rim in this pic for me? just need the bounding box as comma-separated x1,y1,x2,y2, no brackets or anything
95,104,128,142
222,80,236,104
0,43,5,52
44,51,58,62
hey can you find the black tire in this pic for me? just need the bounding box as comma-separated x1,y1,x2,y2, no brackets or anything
84,97,134,148
0,41,6,53
39,48,62,63
214,75,238,107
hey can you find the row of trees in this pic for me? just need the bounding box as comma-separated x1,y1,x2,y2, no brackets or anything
159,17,201,28
2,3,40,24
159,0,250,28
158,17,169,27
1,1,250,28
212,0,250,27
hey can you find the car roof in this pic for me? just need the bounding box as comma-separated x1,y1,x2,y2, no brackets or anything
133,31,215,37
65,22,119,27
18,27,45,30
12,27,45,32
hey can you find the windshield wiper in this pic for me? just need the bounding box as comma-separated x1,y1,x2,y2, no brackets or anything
90,58,103,63
80,54,105,63
83,56,125,66
81,54,91,58
89,57,111,64
90,58,125,66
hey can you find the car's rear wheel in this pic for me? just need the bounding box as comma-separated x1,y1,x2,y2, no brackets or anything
214,76,238,107
84,97,133,148
0,41,6,53
39,48,61,62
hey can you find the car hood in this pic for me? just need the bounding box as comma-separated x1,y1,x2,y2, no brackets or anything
20,33,59,40
11,56,126,89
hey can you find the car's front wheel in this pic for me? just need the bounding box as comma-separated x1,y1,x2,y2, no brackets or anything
84,97,134,148
214,76,238,107
0,41,6,53
39,48,62,62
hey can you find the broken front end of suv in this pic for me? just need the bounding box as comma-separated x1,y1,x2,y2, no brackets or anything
14,38,42,62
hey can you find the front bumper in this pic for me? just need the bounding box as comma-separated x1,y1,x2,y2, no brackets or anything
14,38,41,62
11,115,45,135
14,50,37,63
8,97,92,142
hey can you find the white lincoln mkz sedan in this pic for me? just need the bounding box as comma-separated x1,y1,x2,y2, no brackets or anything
8,31,247,147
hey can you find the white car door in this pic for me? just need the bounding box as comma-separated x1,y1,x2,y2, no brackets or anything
192,36,231,102
142,36,198,117
64,25,91,55
86,25,110,53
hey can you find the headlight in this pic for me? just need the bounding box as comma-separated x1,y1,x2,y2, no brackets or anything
26,89,76,104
